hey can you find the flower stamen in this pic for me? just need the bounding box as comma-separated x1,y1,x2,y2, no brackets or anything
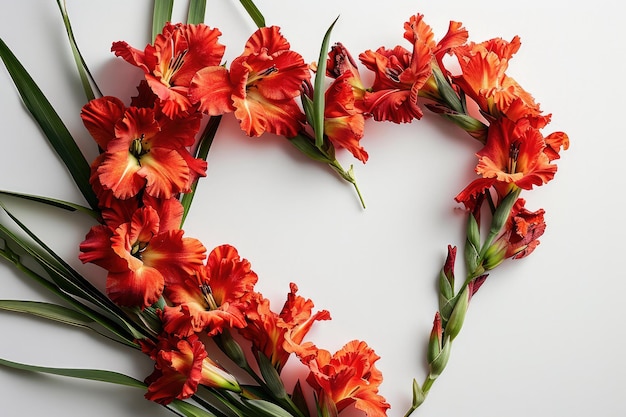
129,134,148,160
508,140,521,173
247,65,278,88
200,283,219,310
130,241,149,259
161,45,189,87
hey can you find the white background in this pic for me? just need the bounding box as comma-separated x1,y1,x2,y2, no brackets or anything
1,0,623,416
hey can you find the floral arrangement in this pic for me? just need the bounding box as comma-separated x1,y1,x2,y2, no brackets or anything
0,1,569,416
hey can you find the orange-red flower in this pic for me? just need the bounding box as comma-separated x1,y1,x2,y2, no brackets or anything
79,201,206,309
81,96,206,200
140,334,240,405
112,23,225,118
359,14,467,124
455,118,559,208
481,198,547,269
301,340,390,417
323,43,368,162
161,244,258,337
450,37,545,124
503,198,546,259
239,283,330,373
190,26,310,137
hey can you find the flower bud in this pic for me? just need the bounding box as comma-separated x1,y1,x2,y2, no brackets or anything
439,246,456,303
214,329,249,369
427,313,443,364
427,313,451,378
200,356,241,393
482,239,508,270
445,285,470,341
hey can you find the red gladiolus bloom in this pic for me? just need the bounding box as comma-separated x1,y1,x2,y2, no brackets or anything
451,37,544,123
359,44,427,123
162,244,258,337
481,198,547,269
112,23,225,118
79,203,206,308
323,43,369,162
140,334,240,405
302,340,390,417
359,14,467,124
455,118,558,208
239,283,331,373
190,26,310,137
81,96,206,200
476,118,557,188
504,198,546,259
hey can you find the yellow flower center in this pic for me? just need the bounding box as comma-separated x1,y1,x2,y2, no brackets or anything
129,134,148,160
161,48,188,87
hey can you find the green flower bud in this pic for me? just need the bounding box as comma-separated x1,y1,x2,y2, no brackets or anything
445,286,470,341
214,329,249,370
427,313,443,364
428,336,451,379
482,239,508,270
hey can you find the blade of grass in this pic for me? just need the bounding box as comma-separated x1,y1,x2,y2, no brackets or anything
0,38,98,210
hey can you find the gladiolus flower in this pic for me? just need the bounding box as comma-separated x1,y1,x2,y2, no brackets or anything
81,96,206,200
239,283,330,373
190,26,310,137
140,334,240,405
162,244,258,337
359,14,467,124
324,43,369,162
481,198,546,270
301,340,390,417
112,23,225,118
79,202,206,309
455,118,558,208
450,36,545,124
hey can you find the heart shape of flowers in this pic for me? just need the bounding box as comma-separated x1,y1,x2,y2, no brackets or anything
0,5,569,417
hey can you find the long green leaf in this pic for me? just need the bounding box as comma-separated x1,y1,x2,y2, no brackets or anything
0,38,98,210
0,201,116,310
0,204,148,342
187,0,207,24
239,0,265,28
0,300,94,327
0,358,220,417
0,190,98,219
169,400,220,417
153,0,174,41
312,16,339,148
55,0,100,100
0,235,139,348
0,358,146,388
0,299,135,347
180,115,222,227
241,398,294,417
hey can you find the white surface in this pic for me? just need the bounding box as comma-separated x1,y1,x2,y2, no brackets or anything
0,0,623,416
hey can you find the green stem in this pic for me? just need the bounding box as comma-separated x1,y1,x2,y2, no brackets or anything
329,160,366,209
